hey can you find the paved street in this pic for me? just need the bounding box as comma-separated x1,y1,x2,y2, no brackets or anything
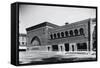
19,51,96,64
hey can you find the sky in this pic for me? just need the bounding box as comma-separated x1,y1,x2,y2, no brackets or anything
19,4,96,34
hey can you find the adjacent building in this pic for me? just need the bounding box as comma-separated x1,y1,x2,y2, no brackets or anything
19,34,27,51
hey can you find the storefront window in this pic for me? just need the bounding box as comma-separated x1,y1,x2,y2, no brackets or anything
64,43,69,51
52,45,58,51
77,43,87,51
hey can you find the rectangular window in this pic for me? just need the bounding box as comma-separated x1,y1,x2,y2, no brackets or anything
52,45,58,51
77,43,87,51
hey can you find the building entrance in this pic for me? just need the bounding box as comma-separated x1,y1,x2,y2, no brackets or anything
65,43,69,51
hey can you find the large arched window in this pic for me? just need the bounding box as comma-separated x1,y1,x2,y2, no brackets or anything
54,33,57,39
79,28,84,35
69,30,73,36
65,31,68,37
61,32,64,38
74,29,78,36
31,36,41,46
57,33,60,38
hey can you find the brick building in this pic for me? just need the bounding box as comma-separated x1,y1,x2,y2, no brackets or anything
26,18,96,52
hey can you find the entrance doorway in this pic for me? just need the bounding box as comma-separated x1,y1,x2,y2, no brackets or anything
64,43,69,51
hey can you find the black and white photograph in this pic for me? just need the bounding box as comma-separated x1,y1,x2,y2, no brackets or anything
11,2,97,65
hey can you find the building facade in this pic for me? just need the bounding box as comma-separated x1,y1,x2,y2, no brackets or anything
26,18,96,52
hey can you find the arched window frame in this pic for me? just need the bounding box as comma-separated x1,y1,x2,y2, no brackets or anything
65,31,68,37
57,33,60,38
31,36,41,46
79,28,84,35
69,30,73,36
61,32,64,38
74,29,78,36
